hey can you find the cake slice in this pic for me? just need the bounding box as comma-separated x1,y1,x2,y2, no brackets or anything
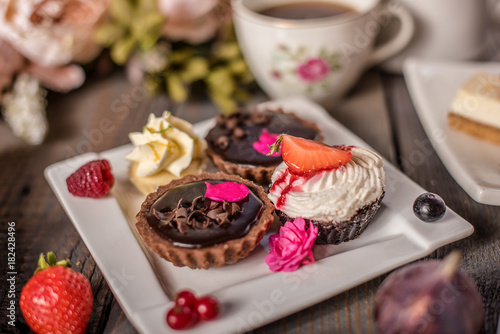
448,72,500,145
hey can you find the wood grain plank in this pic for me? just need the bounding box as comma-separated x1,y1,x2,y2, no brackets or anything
382,73,500,334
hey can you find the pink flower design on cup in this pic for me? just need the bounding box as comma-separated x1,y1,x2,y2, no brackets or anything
265,217,318,272
296,58,330,83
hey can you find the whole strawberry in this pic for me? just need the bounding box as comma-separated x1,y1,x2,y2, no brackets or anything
66,159,114,198
20,252,93,334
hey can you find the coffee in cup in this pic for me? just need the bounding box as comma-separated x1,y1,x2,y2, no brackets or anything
232,0,414,107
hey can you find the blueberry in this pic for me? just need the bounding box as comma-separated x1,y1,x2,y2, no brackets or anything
413,193,446,222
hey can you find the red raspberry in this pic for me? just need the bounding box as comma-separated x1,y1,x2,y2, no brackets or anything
66,159,114,198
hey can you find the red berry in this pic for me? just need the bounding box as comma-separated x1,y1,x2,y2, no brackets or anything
175,290,198,310
280,135,352,174
66,159,114,198
166,305,198,330
196,296,220,321
20,255,93,334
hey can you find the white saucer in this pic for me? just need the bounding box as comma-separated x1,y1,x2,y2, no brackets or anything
403,58,500,206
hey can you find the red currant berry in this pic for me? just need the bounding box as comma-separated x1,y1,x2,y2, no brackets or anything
196,296,220,321
175,290,198,310
166,305,197,330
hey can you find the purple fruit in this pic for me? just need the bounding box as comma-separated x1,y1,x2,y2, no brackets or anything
374,252,484,334
413,193,446,222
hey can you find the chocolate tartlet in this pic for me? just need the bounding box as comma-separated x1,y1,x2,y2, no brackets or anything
135,173,274,269
205,108,321,184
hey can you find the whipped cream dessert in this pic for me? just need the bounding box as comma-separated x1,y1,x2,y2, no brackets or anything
449,72,500,129
127,111,206,177
268,146,385,222
126,111,207,194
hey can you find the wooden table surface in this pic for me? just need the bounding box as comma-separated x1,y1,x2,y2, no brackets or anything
1,28,500,334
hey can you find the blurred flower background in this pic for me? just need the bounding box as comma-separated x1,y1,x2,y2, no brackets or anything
0,0,253,144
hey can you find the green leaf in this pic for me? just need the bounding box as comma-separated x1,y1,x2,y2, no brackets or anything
169,49,195,64
228,59,247,75
234,89,251,102
180,57,209,83
209,92,237,114
166,74,188,102
94,23,125,46
47,252,57,266
35,252,71,274
143,12,165,32
207,67,235,96
145,125,171,133
110,36,137,65
109,0,136,24
214,42,240,60
267,135,283,155
130,12,164,41
36,253,49,273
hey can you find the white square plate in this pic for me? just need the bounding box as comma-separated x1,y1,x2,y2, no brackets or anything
403,58,500,206
45,97,473,334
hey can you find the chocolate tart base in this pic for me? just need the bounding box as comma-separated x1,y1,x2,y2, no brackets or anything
206,110,323,184
135,172,275,269
276,192,385,245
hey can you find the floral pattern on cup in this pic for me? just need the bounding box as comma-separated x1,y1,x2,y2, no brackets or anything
270,45,342,92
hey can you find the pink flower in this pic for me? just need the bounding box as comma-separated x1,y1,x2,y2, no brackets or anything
0,0,108,67
296,58,330,83
0,38,84,100
265,217,318,272
253,129,281,156
158,0,230,44
0,39,24,101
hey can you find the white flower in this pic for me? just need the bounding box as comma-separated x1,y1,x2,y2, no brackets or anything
2,74,48,145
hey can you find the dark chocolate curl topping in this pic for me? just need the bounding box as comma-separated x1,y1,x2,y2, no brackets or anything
154,196,243,234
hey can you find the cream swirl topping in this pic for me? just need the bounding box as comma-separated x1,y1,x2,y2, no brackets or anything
268,146,385,222
126,111,207,177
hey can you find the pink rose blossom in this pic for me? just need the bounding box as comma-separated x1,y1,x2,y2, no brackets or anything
265,217,318,272
0,38,84,101
0,40,24,100
253,129,281,157
0,0,108,67
25,64,85,93
158,0,230,44
205,182,249,202
296,58,330,83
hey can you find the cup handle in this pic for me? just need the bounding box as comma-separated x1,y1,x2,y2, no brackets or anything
366,3,414,68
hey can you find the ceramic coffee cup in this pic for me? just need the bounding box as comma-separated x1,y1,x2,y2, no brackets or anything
232,0,414,107
380,0,488,73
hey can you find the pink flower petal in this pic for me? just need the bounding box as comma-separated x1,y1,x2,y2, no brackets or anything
26,64,85,92
265,217,318,272
205,182,249,202
253,129,281,157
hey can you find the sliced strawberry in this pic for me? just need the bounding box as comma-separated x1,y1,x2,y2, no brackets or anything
272,135,352,174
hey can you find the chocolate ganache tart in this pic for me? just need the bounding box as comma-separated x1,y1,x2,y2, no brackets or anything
205,108,321,184
135,173,275,269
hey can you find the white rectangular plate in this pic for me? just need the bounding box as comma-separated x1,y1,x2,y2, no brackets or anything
403,58,500,206
45,97,473,334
